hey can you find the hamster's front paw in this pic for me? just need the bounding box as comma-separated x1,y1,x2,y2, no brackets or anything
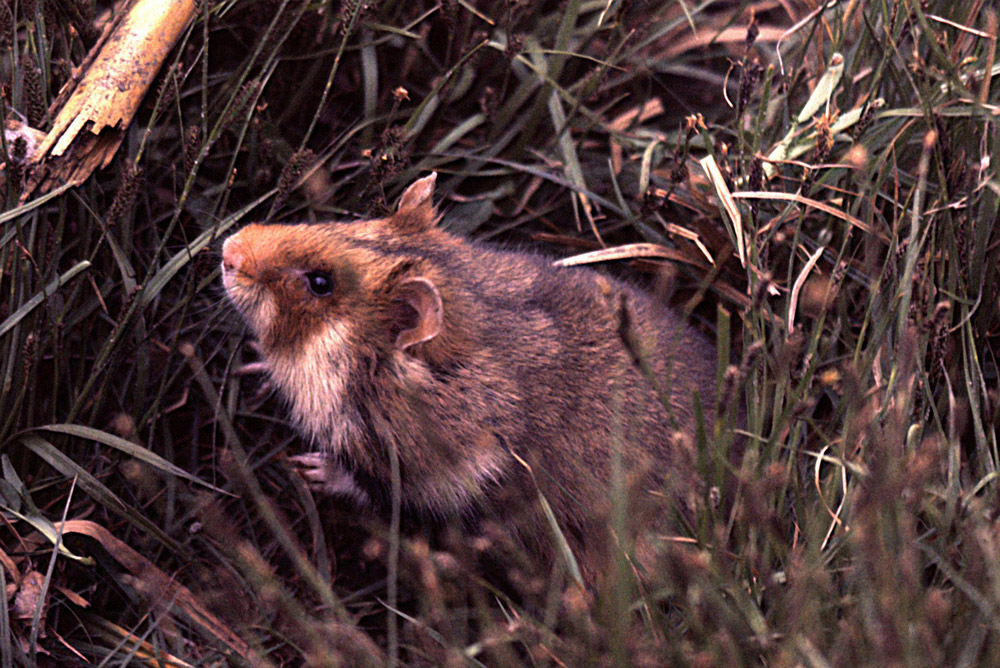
288,452,371,507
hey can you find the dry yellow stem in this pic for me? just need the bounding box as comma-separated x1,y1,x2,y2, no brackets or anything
25,0,196,198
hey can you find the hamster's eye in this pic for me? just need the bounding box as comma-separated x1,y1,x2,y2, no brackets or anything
304,271,334,296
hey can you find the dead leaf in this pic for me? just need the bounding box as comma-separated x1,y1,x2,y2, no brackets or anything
0,545,22,584
3,117,46,165
11,570,47,625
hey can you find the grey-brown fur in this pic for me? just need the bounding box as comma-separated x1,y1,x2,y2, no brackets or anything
221,173,717,586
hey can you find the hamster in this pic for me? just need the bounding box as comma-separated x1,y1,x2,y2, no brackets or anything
220,173,718,586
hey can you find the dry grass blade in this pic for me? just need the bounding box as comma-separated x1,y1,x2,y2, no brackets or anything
787,245,825,334
700,154,744,265
732,190,886,239
553,242,707,267
55,519,259,665
81,616,196,668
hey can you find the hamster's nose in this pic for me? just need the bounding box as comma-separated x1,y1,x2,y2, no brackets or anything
221,235,242,273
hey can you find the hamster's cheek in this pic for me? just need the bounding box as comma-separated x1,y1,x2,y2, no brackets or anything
226,282,277,339
253,294,278,337
296,316,353,363
265,320,358,446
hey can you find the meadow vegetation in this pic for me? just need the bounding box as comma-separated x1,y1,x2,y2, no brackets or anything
1,0,999,665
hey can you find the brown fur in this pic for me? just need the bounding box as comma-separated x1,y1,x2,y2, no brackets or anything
221,174,717,586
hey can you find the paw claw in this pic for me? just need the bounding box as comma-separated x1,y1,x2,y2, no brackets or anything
288,452,370,506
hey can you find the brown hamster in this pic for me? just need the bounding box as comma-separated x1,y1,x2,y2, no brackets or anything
221,174,718,586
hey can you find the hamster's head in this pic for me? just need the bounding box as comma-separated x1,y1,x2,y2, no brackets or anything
221,173,443,354
220,174,450,442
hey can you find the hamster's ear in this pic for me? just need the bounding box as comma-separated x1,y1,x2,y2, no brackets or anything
392,277,443,350
398,173,436,212
391,173,438,233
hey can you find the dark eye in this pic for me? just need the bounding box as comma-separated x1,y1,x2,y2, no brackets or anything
304,271,334,296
